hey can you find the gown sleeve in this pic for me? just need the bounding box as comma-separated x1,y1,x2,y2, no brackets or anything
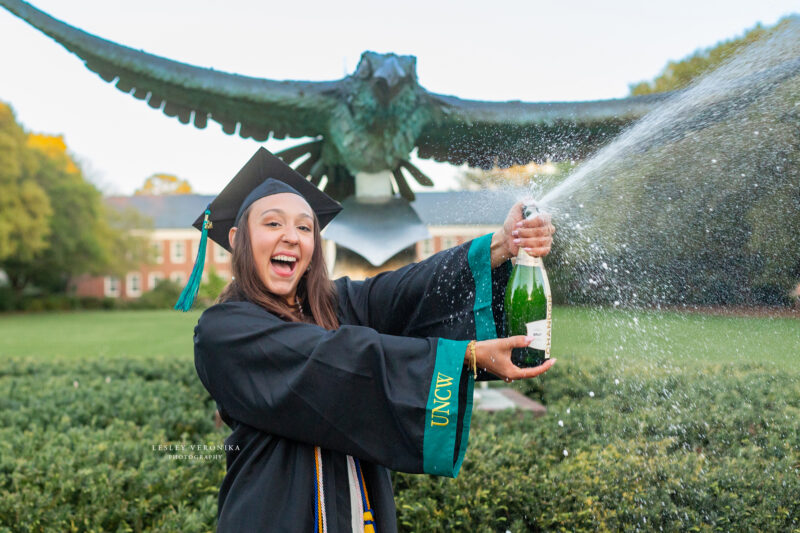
336,233,511,380
194,301,473,478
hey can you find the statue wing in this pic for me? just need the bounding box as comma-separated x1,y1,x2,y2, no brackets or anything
416,92,669,168
1,0,339,140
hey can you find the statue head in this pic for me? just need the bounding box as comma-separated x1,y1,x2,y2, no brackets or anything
353,52,418,104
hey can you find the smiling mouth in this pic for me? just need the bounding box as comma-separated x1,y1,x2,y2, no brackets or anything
270,255,298,277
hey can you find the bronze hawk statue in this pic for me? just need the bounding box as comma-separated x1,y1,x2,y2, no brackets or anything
1,0,670,264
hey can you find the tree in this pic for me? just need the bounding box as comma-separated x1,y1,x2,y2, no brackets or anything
0,103,52,273
134,173,193,195
0,103,152,294
457,161,576,191
628,19,790,95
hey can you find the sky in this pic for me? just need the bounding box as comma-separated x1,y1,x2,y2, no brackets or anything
1,0,797,195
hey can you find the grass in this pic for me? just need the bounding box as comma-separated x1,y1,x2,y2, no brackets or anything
1,306,796,369
552,306,800,371
0,309,200,360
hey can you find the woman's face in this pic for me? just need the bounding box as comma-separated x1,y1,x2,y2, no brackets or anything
231,193,315,304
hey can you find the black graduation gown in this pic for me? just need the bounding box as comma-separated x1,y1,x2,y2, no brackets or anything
193,234,511,532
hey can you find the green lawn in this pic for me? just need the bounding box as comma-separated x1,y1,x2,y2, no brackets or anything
1,306,796,369
0,309,200,360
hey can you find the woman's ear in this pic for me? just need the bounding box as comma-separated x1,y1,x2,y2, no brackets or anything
228,227,237,251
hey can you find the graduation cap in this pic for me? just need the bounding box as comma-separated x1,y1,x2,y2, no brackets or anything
174,147,343,311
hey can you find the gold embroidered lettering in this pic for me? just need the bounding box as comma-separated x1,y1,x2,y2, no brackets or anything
430,372,455,427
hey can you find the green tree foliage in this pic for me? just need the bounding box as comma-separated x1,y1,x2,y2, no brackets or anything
554,58,800,306
629,18,791,95
0,102,152,294
541,18,800,307
0,104,52,267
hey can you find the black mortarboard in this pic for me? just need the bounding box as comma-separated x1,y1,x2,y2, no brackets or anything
175,147,342,311
193,147,342,252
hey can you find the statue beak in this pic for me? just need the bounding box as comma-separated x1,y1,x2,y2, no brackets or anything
374,57,405,89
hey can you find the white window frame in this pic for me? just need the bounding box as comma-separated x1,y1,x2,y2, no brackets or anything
170,272,186,285
419,238,434,259
126,272,142,298
171,240,186,264
441,236,459,250
215,242,229,262
104,276,120,298
151,241,163,264
148,272,164,290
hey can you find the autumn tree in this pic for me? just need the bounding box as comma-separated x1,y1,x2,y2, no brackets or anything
0,102,151,294
0,103,52,269
135,173,193,195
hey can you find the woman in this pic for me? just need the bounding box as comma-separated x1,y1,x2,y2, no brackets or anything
189,148,556,532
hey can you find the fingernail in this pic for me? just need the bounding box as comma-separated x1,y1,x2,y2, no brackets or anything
511,230,519,237
524,335,534,343
513,238,521,244
516,221,523,227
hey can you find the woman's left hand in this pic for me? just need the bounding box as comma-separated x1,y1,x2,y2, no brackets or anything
491,202,556,267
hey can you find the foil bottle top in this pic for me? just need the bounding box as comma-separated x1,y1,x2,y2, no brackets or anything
523,199,541,220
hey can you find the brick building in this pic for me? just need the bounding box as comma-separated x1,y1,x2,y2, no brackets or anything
74,190,519,300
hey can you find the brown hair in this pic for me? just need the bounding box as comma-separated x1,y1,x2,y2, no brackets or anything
217,204,340,330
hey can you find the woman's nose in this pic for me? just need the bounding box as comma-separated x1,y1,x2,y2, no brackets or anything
282,227,299,243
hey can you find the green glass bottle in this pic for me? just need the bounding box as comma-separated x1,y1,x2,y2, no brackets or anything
504,203,552,368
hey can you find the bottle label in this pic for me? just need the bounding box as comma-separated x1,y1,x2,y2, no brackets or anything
526,320,549,352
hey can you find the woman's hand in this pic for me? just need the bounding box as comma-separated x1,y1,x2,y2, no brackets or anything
490,202,556,268
470,336,556,382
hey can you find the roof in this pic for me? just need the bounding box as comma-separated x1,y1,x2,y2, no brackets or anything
107,189,526,229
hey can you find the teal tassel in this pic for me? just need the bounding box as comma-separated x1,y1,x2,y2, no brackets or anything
174,208,211,312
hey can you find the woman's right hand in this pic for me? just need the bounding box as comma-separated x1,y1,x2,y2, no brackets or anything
473,336,556,382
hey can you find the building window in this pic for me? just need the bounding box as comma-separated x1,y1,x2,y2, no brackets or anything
441,236,459,250
148,272,164,290
126,272,142,298
419,238,434,260
171,241,186,263
151,241,163,264
104,276,120,298
170,272,186,285
215,242,229,262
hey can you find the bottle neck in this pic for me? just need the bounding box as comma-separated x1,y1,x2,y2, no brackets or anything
516,248,543,267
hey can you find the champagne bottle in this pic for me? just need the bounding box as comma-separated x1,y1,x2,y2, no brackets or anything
504,202,552,368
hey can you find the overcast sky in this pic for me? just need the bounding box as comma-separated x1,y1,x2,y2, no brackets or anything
1,0,797,194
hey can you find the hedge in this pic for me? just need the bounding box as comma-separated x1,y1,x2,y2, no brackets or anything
1,356,797,532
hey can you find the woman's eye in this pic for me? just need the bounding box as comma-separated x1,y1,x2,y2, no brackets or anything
298,225,312,232
265,221,280,227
